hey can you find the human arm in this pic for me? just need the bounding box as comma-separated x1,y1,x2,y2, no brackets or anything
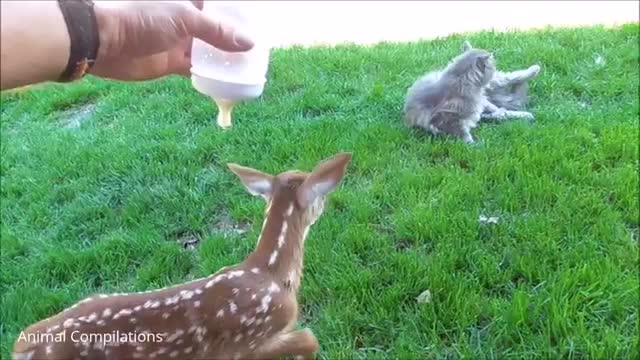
0,1,71,90
0,0,254,91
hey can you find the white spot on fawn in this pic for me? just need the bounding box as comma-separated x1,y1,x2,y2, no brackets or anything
165,295,180,305
143,300,160,309
251,268,260,274
229,301,238,314
205,274,227,288
278,222,288,248
166,329,184,343
87,313,98,322
63,318,74,328
232,288,240,296
102,309,112,318
117,309,133,317
268,281,280,293
180,290,194,300
257,294,272,313
268,250,278,265
228,270,245,278
234,333,243,342
194,300,201,308
217,309,224,318
46,325,59,333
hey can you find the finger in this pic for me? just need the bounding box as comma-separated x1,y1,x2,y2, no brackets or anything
184,8,254,52
190,0,204,11
172,54,192,77
174,39,194,76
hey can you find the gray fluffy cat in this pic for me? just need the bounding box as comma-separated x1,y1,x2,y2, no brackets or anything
462,40,541,116
403,41,540,143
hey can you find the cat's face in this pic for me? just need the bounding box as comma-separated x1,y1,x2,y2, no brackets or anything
451,49,496,86
475,51,496,83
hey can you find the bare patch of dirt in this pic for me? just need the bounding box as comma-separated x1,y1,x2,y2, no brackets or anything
177,233,200,250
208,213,251,238
628,223,639,244
394,238,413,252
60,103,96,128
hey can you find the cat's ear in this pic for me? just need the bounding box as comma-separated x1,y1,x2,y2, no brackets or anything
462,40,472,52
475,53,492,71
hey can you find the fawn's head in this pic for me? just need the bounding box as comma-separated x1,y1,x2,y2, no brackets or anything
227,153,352,226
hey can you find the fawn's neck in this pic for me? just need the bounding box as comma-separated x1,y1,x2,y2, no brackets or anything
246,196,309,291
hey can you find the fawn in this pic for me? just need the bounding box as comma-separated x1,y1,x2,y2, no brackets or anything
13,152,352,360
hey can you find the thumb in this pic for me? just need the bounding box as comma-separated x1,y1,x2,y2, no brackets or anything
185,8,254,52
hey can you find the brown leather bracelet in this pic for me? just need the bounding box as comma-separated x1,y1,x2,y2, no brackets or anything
57,0,100,82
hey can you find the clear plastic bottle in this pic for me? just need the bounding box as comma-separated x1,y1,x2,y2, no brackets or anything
190,1,270,128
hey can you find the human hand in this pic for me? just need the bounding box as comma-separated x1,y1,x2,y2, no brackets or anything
90,0,254,81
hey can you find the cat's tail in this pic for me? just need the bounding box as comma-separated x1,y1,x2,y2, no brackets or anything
429,110,474,143
403,102,433,129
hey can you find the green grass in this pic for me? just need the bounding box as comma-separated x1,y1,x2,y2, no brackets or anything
1,24,638,359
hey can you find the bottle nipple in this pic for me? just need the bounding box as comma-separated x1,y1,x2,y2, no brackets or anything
214,98,234,129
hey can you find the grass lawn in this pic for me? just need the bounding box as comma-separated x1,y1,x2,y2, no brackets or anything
1,24,638,359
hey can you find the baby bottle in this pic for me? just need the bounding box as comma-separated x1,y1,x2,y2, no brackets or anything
190,1,271,129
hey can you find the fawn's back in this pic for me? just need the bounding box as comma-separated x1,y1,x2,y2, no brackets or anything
13,152,352,360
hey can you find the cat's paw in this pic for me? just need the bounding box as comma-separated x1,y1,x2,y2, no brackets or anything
522,111,535,122
528,65,541,77
462,133,475,144
468,139,485,147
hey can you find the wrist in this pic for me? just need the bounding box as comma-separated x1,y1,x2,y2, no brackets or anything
92,2,121,64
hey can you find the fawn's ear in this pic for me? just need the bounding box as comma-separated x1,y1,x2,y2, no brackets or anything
228,163,274,200
462,40,473,52
296,152,352,208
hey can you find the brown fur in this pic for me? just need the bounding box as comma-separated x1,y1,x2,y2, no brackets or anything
13,153,352,360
